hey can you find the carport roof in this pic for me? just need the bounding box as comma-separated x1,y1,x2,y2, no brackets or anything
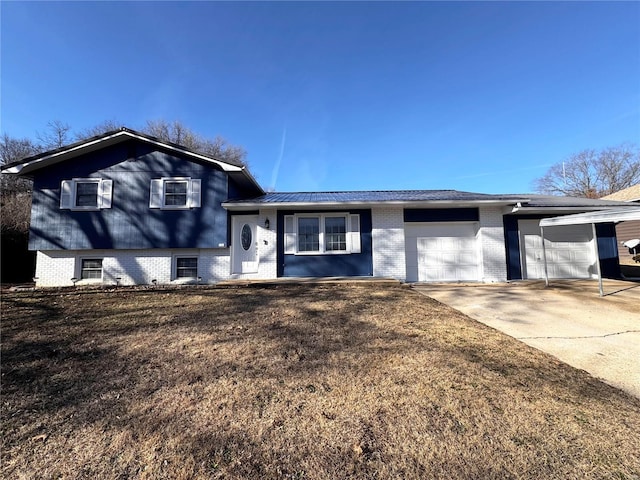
504,194,633,208
540,207,640,226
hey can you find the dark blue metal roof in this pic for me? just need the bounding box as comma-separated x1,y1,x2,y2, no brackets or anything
224,190,637,209
225,190,526,204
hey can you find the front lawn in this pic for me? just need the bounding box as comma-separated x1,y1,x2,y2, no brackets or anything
2,284,639,479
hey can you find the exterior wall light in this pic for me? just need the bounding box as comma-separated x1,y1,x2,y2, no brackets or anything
264,218,270,229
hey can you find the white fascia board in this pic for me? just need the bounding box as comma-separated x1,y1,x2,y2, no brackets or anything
511,206,625,214
222,199,529,210
4,130,244,175
3,164,25,174
540,207,640,227
5,131,131,174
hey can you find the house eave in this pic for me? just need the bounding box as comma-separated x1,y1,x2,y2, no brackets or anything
223,199,530,211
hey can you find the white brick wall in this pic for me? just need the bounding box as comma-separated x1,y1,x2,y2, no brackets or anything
478,206,508,282
35,249,234,287
200,250,232,282
372,207,407,280
35,251,77,287
256,209,278,279
371,206,509,283
102,250,172,285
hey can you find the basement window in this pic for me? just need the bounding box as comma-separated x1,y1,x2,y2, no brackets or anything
80,259,103,280
175,257,198,279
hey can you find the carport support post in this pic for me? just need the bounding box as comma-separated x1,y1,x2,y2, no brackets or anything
541,226,550,287
592,222,604,297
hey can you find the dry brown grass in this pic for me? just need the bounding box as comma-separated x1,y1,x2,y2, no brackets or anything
2,283,640,479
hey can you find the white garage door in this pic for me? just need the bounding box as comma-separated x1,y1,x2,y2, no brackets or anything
405,223,480,282
519,219,595,279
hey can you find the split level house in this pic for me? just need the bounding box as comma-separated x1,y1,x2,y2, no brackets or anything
2,128,636,287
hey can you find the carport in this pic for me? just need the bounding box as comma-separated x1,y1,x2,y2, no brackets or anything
540,207,640,296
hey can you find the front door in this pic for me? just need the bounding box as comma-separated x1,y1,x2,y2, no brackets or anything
232,215,259,274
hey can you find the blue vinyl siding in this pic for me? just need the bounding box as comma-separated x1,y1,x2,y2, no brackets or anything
596,223,621,279
503,216,523,280
29,141,230,250
277,209,373,277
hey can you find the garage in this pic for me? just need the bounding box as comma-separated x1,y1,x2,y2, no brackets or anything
518,219,595,279
405,223,481,282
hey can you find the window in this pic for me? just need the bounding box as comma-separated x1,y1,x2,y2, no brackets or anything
176,257,198,278
325,217,347,251
60,179,113,210
150,178,201,209
75,181,99,207
164,180,188,207
284,214,361,255
81,259,103,279
298,217,320,252
241,224,252,250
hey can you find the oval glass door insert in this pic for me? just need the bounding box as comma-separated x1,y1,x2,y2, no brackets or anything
241,224,252,250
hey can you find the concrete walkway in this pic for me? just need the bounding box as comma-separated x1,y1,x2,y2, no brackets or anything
413,280,640,399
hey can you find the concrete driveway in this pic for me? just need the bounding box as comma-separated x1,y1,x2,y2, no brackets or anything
413,279,640,399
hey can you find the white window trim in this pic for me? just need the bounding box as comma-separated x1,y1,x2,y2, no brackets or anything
77,257,104,283
172,254,200,280
292,213,352,255
150,177,201,210
61,178,113,211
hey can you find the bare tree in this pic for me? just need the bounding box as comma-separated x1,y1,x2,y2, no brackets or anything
144,119,247,166
1,134,38,234
36,120,72,150
75,119,122,140
534,144,640,198
0,134,39,166
74,119,247,166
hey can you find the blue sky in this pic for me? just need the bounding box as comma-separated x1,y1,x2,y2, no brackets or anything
2,1,639,194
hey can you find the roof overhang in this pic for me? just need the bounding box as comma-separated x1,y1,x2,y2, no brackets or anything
223,199,530,211
539,207,640,227
2,128,244,175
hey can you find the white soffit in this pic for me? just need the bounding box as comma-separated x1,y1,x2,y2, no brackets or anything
540,207,640,227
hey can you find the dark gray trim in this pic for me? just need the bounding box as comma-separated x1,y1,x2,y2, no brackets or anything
404,208,479,222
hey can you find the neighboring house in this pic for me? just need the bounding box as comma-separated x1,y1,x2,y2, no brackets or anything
2,128,635,287
601,185,640,263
